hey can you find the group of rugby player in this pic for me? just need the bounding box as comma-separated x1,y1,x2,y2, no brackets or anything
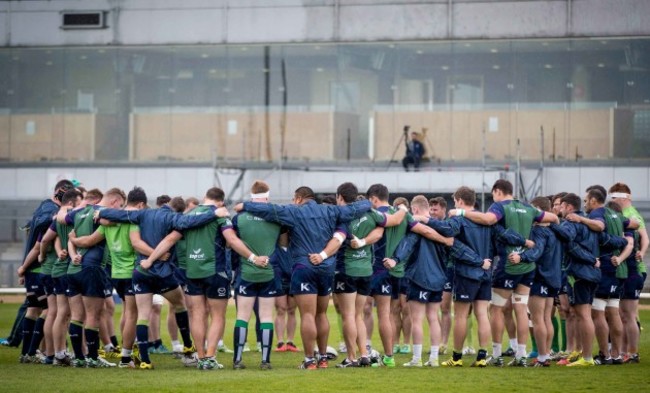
13,177,646,370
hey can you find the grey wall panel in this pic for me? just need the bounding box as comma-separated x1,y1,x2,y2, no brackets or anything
2,166,650,202
2,1,649,46
339,4,448,41
453,1,567,39
119,9,225,45
9,11,112,46
227,6,334,43
572,0,650,37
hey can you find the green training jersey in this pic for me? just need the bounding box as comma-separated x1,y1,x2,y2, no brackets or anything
604,207,627,279
41,242,57,276
622,205,646,274
99,224,138,279
344,209,386,277
503,200,537,275
176,237,188,270
235,212,281,283
53,221,73,277
378,206,414,278
623,206,645,229
72,205,99,267
184,205,232,279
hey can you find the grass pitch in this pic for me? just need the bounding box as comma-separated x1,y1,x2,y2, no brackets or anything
1,303,649,393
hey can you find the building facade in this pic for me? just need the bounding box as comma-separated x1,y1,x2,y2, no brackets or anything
1,0,649,165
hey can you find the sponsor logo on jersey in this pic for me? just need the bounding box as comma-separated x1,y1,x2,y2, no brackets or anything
352,249,368,258
113,242,122,252
508,206,529,214
189,248,205,260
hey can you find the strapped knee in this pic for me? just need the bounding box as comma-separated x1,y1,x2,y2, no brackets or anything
591,298,607,312
490,290,508,307
511,293,529,305
152,294,164,306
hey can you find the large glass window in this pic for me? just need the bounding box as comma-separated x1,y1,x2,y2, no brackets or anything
1,38,648,164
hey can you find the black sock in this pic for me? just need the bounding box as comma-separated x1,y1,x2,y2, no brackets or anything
136,323,151,364
110,335,119,347
68,321,85,360
27,317,45,356
154,339,163,349
21,317,36,356
85,328,99,360
175,311,193,349
477,349,488,361
453,351,462,362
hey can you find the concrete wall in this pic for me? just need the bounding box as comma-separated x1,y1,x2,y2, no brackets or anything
1,1,649,47
2,165,650,203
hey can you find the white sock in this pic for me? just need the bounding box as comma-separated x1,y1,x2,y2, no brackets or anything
517,344,527,358
509,339,517,349
492,343,502,357
55,351,66,359
538,354,548,362
430,346,439,360
171,340,181,348
218,339,224,347
413,344,422,361
104,344,115,352
121,348,132,357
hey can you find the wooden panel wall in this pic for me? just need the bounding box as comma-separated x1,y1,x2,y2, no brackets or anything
0,114,95,161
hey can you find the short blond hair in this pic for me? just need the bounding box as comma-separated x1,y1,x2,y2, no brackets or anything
105,187,126,202
411,195,429,211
